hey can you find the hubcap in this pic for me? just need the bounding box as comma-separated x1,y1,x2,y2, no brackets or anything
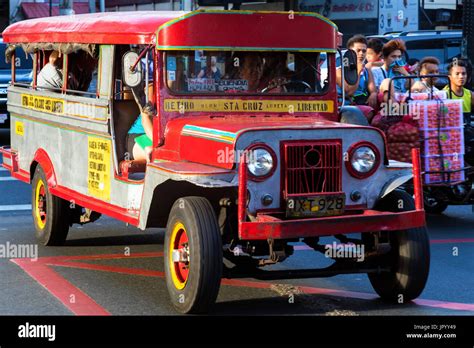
169,222,190,290
35,179,47,229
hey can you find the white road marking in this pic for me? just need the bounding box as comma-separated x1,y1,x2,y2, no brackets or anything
0,177,16,181
0,167,7,172
0,204,31,211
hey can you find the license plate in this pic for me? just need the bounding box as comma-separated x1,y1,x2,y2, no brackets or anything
286,194,346,218
0,114,7,124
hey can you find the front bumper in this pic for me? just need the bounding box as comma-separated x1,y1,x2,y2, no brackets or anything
238,148,426,240
239,209,425,240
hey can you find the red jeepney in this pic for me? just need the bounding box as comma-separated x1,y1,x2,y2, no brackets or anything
1,10,429,313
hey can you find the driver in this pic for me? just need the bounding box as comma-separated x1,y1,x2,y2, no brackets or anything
258,53,292,93
231,52,264,92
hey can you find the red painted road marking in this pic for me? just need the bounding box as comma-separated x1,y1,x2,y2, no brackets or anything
11,252,474,315
51,260,165,278
11,258,110,316
413,298,474,311
35,251,163,263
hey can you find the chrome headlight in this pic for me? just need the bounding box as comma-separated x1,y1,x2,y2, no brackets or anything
351,146,376,173
247,147,274,178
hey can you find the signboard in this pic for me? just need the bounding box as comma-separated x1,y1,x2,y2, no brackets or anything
299,0,378,20
187,78,216,92
379,0,419,34
216,79,248,92
88,137,111,202
21,94,64,114
164,99,334,113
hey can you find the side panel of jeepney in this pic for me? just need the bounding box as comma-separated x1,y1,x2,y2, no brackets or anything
7,45,143,216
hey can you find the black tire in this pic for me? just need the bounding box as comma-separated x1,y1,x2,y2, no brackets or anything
31,165,70,246
164,196,223,314
365,190,430,302
424,195,449,214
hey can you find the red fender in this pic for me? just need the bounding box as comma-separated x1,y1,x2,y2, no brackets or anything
31,149,57,187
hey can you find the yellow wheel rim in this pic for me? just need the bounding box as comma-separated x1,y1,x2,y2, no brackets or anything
169,222,190,290
35,179,47,229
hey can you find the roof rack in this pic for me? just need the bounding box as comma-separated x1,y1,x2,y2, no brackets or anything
398,29,462,36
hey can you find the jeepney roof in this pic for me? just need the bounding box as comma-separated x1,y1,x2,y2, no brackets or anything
2,10,338,52
2,11,185,45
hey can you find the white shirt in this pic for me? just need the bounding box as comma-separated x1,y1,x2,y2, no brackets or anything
37,63,63,89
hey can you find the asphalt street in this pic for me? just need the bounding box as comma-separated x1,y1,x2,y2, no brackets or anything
0,128,473,316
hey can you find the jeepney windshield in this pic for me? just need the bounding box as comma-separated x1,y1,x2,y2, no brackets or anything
165,50,330,95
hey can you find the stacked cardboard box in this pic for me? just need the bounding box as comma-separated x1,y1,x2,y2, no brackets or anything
418,100,465,184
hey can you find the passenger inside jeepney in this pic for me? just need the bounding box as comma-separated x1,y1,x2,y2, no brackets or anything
126,82,155,163
67,50,98,93
36,50,63,89
197,56,221,80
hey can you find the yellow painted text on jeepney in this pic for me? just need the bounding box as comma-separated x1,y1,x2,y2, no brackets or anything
164,99,334,113
15,121,24,136
21,94,64,114
88,137,111,202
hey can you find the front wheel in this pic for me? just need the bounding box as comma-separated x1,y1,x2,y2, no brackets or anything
31,166,70,246
365,190,430,302
424,195,448,214
164,197,223,314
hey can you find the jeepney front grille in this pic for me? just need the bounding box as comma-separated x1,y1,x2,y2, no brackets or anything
283,140,342,195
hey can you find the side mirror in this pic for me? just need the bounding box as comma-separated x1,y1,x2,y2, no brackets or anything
122,51,142,88
343,49,358,86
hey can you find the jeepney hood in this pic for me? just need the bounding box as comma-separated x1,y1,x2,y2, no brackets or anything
162,115,364,169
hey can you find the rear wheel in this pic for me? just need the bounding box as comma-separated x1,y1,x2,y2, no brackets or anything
31,166,70,246
164,197,222,314
365,190,430,302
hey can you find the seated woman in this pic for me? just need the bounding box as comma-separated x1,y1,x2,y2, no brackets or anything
197,56,221,81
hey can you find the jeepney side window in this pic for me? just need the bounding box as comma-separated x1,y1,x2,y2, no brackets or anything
317,52,330,92
6,47,33,88
65,49,99,97
33,50,64,92
165,50,330,95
